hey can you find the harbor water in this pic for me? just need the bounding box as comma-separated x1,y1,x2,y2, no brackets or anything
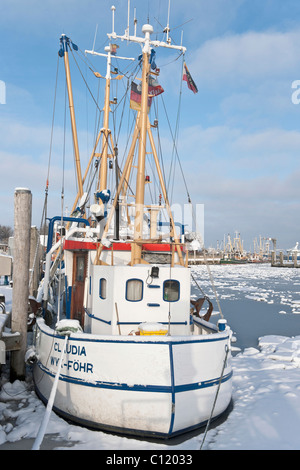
191,263,300,351
1,262,300,450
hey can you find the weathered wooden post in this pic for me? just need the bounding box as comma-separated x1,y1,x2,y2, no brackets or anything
271,251,275,266
10,188,32,381
293,251,298,268
279,251,283,266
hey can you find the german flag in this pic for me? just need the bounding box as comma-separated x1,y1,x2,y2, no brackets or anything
130,82,153,111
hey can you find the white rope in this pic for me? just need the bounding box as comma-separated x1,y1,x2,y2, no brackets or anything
32,334,68,450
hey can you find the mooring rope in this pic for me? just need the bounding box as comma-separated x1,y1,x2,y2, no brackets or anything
199,343,230,450
32,334,69,451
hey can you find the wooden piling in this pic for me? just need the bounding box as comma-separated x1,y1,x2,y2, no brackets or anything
279,251,283,266
271,251,275,266
293,252,298,268
10,188,32,381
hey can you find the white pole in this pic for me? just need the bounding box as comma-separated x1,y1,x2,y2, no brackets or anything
32,334,68,450
126,0,130,36
111,6,115,35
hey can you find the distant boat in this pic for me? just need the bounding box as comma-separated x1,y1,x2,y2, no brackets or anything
288,242,300,261
31,4,232,439
220,256,248,265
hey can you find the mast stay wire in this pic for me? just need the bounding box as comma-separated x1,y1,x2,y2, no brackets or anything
158,54,224,317
160,91,191,204
30,55,60,291
56,81,67,322
64,47,116,203
69,47,103,114
70,44,140,203
168,55,184,204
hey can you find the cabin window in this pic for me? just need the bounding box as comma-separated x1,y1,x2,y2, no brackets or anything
126,279,143,302
99,278,107,299
163,280,180,302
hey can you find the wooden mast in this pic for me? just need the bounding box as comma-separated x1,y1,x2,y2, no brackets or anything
98,46,112,193
60,35,84,200
93,117,140,265
132,39,151,264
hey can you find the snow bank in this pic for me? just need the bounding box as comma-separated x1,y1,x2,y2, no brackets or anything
204,335,300,450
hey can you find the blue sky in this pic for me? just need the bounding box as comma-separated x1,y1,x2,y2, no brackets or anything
1,0,300,251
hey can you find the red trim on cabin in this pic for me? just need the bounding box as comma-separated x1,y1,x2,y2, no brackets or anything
64,240,98,251
143,243,171,252
63,240,185,252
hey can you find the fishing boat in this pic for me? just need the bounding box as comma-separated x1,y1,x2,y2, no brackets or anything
31,5,232,438
288,242,300,261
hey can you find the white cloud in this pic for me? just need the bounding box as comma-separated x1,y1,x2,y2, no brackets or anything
233,128,300,154
174,122,300,178
0,113,96,230
191,30,300,87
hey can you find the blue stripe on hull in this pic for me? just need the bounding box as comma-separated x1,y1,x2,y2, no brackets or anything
33,373,232,439
35,359,232,393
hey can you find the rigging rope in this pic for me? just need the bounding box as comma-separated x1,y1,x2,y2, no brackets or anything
160,93,191,203
56,83,67,322
46,55,60,196
29,56,60,291
70,47,103,114
68,45,140,204
157,55,224,317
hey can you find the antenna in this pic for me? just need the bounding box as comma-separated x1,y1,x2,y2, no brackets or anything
107,1,186,55
111,5,116,35
126,0,130,37
134,7,137,36
92,24,98,52
165,0,171,44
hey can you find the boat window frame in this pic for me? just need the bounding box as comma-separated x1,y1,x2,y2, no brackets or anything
163,279,180,302
125,278,144,302
99,278,107,300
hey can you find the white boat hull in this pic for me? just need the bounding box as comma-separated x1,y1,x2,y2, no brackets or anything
33,318,232,438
